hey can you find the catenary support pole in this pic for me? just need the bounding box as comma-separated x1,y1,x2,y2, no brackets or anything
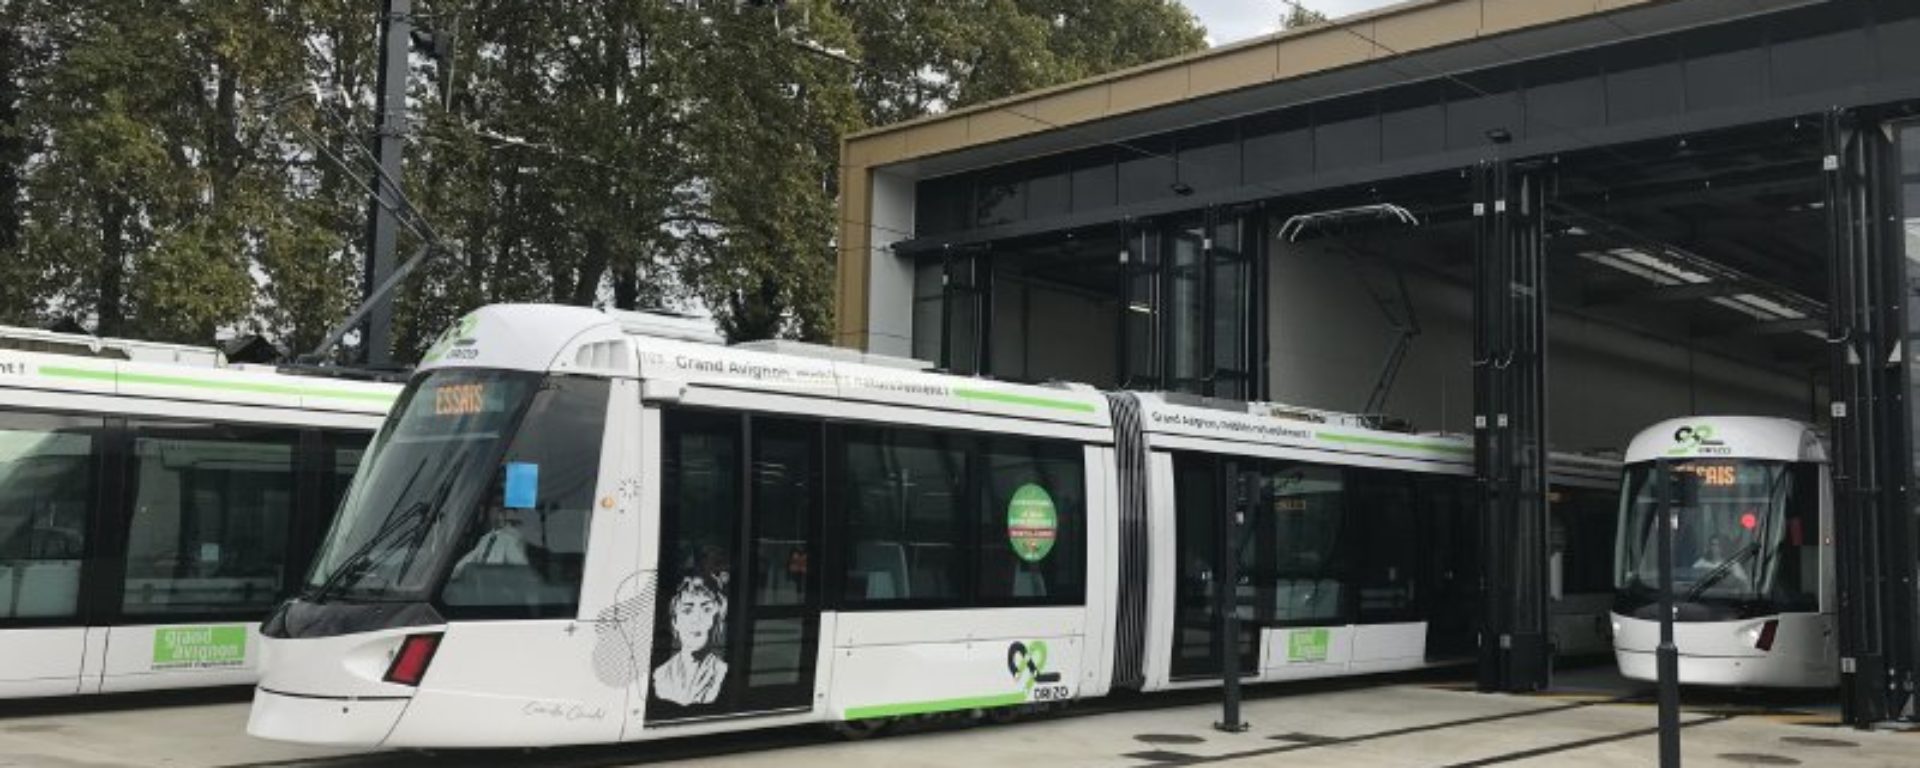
1215,462,1249,733
363,0,410,367
1656,459,1681,768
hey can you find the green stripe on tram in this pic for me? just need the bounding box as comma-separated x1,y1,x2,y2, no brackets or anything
1315,431,1474,456
952,387,1097,414
39,366,396,404
844,692,1030,720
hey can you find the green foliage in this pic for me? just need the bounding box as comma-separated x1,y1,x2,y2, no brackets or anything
0,0,1205,357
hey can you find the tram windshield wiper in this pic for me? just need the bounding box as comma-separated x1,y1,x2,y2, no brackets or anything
1682,541,1760,603
308,499,435,603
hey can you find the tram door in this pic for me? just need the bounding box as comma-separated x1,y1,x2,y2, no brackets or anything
1170,453,1260,679
1420,476,1479,659
650,412,821,722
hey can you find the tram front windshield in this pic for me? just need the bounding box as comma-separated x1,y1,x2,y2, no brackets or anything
304,368,607,607
1614,459,1820,616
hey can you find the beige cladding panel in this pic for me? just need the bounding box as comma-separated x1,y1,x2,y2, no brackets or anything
1030,83,1112,128
1373,1,1485,53
847,131,909,173
903,118,971,160
968,106,1042,147
1187,43,1282,95
1275,25,1381,80
834,162,872,349
1106,65,1192,115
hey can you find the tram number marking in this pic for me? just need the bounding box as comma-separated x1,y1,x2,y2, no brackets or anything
435,383,486,416
1030,684,1071,702
0,362,22,376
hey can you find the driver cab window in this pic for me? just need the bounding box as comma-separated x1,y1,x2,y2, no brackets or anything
440,376,609,617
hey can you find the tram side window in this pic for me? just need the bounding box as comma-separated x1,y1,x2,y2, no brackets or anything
1266,464,1346,623
122,425,297,616
0,414,98,619
977,438,1084,605
1769,463,1822,612
1350,469,1416,622
842,429,967,605
441,376,609,618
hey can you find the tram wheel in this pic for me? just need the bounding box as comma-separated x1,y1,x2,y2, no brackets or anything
832,717,895,740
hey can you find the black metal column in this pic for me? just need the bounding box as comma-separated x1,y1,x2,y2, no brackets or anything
362,0,410,367
1472,160,1553,693
1824,108,1919,726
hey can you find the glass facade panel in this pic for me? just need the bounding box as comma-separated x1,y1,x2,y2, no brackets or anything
1071,155,1117,213
123,426,296,616
0,414,96,619
1166,224,1207,393
1117,143,1176,206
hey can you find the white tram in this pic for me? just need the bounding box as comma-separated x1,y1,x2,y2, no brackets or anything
0,325,398,696
1611,417,1835,688
249,304,1617,748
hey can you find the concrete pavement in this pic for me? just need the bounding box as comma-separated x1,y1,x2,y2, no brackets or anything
0,671,1911,767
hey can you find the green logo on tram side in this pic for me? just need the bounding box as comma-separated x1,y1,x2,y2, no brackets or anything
1007,484,1058,564
152,625,247,670
1288,628,1330,663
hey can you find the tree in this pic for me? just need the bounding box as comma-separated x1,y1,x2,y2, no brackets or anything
838,0,1205,126
1282,4,1329,30
0,0,1208,357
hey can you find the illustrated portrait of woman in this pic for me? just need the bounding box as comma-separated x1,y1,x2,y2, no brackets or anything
651,572,728,706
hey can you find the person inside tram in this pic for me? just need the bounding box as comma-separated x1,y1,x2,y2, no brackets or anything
452,504,530,579
1690,533,1750,587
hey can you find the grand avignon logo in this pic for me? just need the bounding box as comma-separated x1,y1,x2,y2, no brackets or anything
1668,424,1730,456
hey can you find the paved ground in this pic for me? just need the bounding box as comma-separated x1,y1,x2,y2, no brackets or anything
0,666,1912,767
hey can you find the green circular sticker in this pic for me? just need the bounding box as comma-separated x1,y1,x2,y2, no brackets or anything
1007,483,1058,563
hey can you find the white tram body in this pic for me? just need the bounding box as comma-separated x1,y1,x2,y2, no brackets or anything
1610,417,1835,688
249,304,1618,748
0,332,397,697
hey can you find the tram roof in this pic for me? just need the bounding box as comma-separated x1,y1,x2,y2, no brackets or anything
424,304,1112,428
0,348,399,415
1624,416,1826,464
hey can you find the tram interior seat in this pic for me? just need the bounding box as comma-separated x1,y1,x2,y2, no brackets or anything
7,560,81,617
1273,579,1342,622
1013,569,1046,597
852,542,908,599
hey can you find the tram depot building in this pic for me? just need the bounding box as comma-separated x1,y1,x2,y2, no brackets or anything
833,0,1920,726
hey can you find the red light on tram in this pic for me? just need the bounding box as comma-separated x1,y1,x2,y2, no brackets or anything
1740,511,1758,530
383,633,443,687
1755,619,1779,652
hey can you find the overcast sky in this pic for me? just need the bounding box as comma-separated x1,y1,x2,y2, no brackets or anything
1176,0,1401,46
